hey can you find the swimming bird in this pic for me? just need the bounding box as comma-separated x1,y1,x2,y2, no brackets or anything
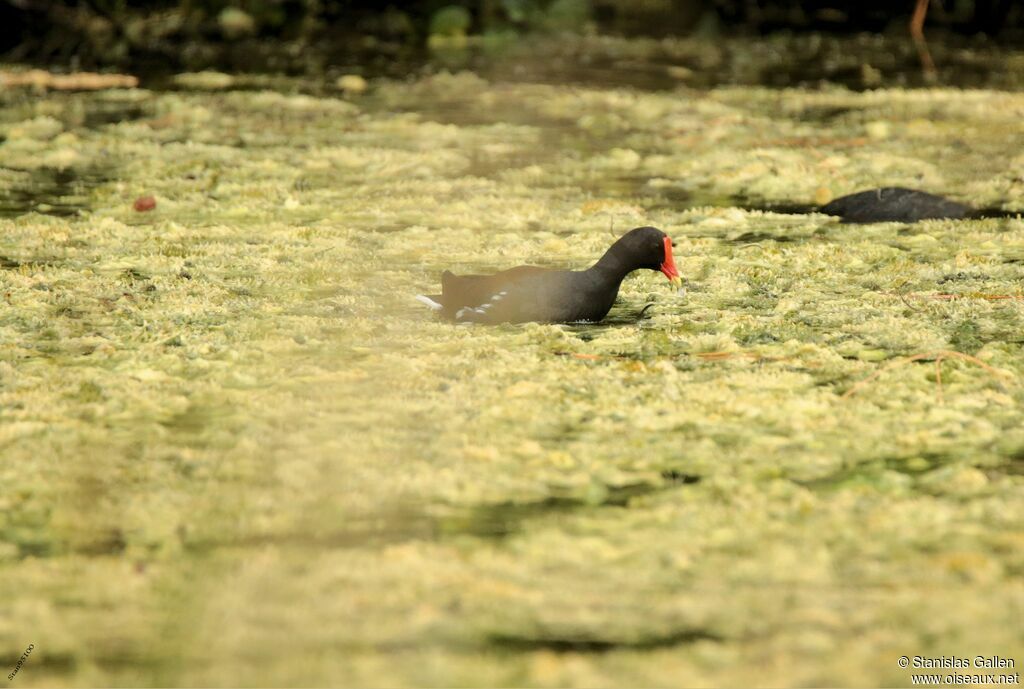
416,226,682,324
820,187,971,223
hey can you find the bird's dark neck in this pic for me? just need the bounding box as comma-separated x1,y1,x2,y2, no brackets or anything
589,242,636,284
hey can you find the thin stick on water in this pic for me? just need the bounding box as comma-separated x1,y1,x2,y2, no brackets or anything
841,349,1012,401
889,292,1024,301
556,349,790,363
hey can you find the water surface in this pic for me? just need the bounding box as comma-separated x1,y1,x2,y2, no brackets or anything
0,47,1023,687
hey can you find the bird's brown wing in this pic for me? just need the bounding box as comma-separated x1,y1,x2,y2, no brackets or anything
440,265,550,318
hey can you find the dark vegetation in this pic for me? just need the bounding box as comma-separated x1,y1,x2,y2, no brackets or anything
4,0,1024,73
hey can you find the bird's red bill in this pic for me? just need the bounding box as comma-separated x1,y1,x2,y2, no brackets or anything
660,236,682,286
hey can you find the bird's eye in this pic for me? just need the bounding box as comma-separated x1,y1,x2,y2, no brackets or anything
671,241,676,248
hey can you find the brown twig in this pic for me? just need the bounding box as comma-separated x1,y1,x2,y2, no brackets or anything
695,351,757,361
885,292,1024,302
841,349,1012,401
898,291,922,312
910,0,937,78
554,350,791,364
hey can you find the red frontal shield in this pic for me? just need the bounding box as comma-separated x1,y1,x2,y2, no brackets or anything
660,236,681,286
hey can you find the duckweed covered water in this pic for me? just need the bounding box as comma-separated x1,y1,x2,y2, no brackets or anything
1,58,1023,687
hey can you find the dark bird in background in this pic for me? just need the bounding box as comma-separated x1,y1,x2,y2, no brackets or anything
820,187,970,223
819,187,1019,223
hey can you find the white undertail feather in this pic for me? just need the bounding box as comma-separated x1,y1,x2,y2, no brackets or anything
415,295,442,311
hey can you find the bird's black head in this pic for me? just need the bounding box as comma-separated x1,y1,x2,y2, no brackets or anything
609,226,682,285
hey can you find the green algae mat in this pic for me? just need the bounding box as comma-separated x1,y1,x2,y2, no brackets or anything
1,66,1023,687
